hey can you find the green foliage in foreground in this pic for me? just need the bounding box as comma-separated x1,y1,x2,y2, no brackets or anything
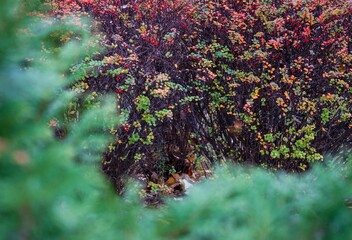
1,1,351,239
156,161,352,240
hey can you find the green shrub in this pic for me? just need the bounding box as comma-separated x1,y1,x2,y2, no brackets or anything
155,159,352,240
0,1,127,238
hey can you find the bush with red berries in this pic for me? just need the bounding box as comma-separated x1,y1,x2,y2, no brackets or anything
49,0,352,188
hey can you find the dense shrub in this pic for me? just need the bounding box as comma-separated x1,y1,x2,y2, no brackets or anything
50,0,351,187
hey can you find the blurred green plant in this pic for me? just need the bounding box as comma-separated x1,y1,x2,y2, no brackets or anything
0,1,132,239
155,159,352,240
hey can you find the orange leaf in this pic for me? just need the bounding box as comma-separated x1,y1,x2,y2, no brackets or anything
166,176,176,186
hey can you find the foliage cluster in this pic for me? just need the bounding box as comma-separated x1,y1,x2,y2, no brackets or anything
0,1,120,238
49,1,351,186
1,1,352,239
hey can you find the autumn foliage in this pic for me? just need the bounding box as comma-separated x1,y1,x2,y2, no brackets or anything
48,0,352,187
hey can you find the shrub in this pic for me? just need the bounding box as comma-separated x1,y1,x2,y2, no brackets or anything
50,1,352,187
0,1,125,238
154,159,352,240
